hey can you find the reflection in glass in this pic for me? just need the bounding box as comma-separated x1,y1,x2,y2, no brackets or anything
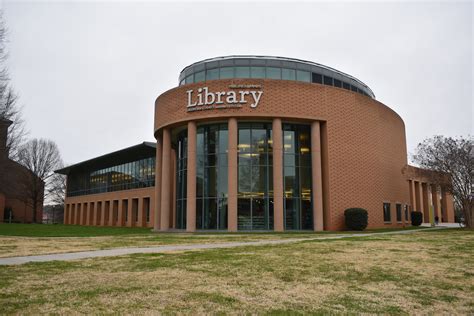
238,123,273,230
196,124,228,230
283,124,313,230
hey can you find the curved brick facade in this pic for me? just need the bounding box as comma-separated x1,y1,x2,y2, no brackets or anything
154,79,411,230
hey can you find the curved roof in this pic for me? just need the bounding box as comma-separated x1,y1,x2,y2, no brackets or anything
178,55,375,99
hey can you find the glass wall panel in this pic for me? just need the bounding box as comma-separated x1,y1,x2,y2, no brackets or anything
266,67,281,79
176,129,188,229
283,124,313,230
220,67,234,79
235,67,250,78
206,68,219,80
67,154,156,197
297,70,311,82
194,71,205,83
196,124,228,230
238,123,273,230
282,68,296,80
250,67,265,78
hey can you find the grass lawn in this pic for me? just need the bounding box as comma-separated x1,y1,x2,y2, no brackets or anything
0,229,472,314
0,223,425,258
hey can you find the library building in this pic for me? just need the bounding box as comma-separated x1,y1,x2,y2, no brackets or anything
56,56,455,231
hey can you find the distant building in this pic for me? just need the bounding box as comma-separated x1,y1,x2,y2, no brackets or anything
0,119,44,223
56,56,455,231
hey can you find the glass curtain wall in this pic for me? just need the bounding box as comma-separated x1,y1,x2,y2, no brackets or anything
175,130,188,229
283,124,313,230
67,157,156,197
237,123,273,230
196,124,228,230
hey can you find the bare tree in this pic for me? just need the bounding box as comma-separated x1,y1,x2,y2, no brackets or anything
0,11,26,160
17,139,63,223
413,135,473,228
47,172,66,206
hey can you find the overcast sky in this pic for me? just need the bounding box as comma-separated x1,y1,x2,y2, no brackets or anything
3,1,473,165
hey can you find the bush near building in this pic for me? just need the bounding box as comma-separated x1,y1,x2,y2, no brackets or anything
411,211,423,226
344,208,368,231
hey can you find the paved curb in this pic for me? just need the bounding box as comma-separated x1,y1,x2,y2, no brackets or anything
0,227,452,266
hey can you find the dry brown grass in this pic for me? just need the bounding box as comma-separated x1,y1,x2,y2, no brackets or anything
0,229,472,314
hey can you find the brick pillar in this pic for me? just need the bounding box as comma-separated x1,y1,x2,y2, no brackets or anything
117,200,125,227
77,203,82,225
154,135,162,231
227,118,238,232
137,198,145,227
409,180,416,213
422,183,430,223
441,189,455,223
186,121,197,232
93,202,99,226
431,184,441,222
71,204,75,224
108,201,115,226
160,128,171,231
272,118,284,232
64,204,69,225
414,181,421,212
127,199,134,227
311,121,324,231
100,201,106,226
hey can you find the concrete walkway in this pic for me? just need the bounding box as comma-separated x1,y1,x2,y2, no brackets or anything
0,227,452,266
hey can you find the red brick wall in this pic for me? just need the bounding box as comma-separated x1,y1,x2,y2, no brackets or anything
155,79,410,230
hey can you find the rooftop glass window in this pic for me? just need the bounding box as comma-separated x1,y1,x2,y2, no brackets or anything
323,76,333,86
185,75,194,84
235,67,250,78
194,71,205,83
282,68,296,80
296,70,310,82
178,57,375,98
312,73,323,84
220,67,234,79
266,67,281,79
250,67,265,78
206,68,219,81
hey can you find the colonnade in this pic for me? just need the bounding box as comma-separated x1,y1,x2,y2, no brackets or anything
64,196,153,227
154,118,325,232
408,180,454,223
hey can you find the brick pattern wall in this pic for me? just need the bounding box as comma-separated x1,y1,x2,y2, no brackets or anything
155,79,411,230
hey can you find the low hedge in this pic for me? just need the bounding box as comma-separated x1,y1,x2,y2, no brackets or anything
411,211,423,226
344,208,368,231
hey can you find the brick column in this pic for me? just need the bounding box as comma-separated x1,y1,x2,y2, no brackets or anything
137,198,145,227
64,204,69,224
118,200,125,226
100,201,107,226
127,199,134,227
109,201,115,226
227,118,238,232
409,180,416,213
154,136,163,231
414,181,421,212
272,118,284,232
186,121,197,232
93,202,98,226
431,184,441,222
422,183,430,223
441,189,455,223
311,121,324,231
160,128,171,231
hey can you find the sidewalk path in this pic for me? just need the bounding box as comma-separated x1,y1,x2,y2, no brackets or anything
0,227,452,266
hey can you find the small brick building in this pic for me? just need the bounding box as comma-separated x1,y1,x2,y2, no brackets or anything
0,119,43,223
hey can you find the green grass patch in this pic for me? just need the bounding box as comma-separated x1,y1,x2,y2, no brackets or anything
0,223,152,237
